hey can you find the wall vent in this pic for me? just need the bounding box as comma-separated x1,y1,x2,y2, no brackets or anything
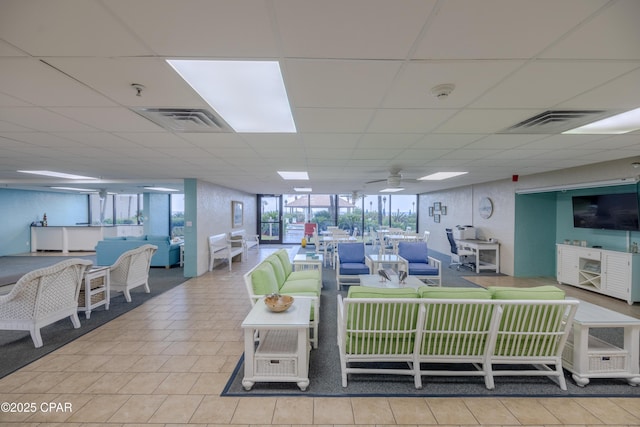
132,108,232,133
500,110,608,134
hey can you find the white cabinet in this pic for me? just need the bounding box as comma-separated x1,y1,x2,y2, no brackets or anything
557,244,640,305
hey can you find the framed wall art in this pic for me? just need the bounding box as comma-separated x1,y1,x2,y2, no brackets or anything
232,201,243,228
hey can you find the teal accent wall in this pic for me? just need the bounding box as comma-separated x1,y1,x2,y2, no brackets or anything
183,179,197,278
514,192,557,277
555,184,640,252
0,188,88,256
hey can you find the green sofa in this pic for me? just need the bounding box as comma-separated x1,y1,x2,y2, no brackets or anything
243,249,321,347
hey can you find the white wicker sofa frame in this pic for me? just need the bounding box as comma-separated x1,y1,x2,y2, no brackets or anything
337,288,579,390
0,258,93,348
208,233,244,272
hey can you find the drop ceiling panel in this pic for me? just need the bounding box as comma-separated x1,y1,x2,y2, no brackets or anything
472,61,640,108
52,107,162,132
275,0,436,59
367,109,457,133
294,108,374,133
301,134,361,150
540,0,640,60
384,60,525,108
0,0,151,56
436,109,539,133
0,107,97,132
412,0,606,60
556,67,640,109
45,57,208,108
357,134,422,149
104,0,278,57
0,58,116,107
285,60,402,108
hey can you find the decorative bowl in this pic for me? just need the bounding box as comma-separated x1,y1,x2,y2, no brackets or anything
264,294,294,312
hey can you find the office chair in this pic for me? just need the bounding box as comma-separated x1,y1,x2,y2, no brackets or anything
445,228,474,270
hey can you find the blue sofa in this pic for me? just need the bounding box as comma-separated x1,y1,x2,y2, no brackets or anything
95,235,181,268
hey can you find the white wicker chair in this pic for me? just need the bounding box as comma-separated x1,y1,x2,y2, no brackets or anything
0,258,93,348
109,244,157,302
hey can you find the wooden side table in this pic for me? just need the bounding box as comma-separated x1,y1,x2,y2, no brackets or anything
78,266,110,319
241,297,311,391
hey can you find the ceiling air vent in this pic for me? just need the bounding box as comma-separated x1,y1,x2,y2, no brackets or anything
500,110,608,134
132,108,232,133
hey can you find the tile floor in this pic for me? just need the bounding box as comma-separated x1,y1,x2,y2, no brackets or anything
1,247,640,426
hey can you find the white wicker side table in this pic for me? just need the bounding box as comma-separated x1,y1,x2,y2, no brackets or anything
562,298,640,386
77,266,110,319
241,297,311,391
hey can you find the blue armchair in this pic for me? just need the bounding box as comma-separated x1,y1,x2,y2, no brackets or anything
397,242,442,286
335,242,371,290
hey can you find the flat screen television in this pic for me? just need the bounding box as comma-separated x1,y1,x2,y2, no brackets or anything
572,193,640,231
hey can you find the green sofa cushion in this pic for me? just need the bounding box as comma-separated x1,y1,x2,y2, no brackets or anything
344,287,418,354
488,285,565,300
280,279,319,294
418,286,492,299
274,249,294,276
347,286,418,299
264,255,287,288
250,263,279,296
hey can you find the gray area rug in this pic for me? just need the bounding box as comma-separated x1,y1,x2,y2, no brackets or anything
0,255,187,379
222,247,640,397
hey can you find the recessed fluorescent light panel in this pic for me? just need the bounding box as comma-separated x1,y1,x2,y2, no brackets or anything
143,187,179,192
380,188,404,193
563,107,640,134
418,172,468,181
294,187,313,192
50,187,99,192
278,171,309,180
166,59,296,133
18,170,98,180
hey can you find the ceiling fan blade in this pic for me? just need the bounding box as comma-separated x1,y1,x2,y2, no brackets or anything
365,178,387,184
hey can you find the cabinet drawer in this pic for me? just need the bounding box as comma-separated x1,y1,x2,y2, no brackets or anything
580,250,601,261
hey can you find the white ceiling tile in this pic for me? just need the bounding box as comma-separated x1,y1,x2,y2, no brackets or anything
52,107,162,132
368,109,456,133
295,108,374,133
436,109,540,133
105,0,278,57
275,0,436,59
472,61,639,108
0,0,151,56
540,0,640,60
285,60,401,108
412,0,607,59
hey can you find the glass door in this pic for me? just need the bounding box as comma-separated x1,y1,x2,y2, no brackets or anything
258,195,282,244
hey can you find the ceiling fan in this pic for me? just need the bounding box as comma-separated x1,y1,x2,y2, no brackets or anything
365,168,418,187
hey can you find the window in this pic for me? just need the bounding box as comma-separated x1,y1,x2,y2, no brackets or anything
89,194,113,225
115,194,141,225
170,194,185,238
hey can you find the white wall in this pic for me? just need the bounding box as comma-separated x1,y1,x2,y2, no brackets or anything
191,180,257,276
418,156,640,277
419,182,516,275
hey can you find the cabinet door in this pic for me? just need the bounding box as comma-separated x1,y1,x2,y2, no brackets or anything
602,252,631,300
557,245,579,286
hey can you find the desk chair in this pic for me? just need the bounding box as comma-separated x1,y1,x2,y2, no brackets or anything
445,228,474,270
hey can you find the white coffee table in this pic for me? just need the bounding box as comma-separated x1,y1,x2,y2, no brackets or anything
358,273,425,289
366,254,407,274
562,299,640,386
241,297,311,391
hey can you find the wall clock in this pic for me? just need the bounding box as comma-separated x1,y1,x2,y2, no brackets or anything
479,197,493,219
